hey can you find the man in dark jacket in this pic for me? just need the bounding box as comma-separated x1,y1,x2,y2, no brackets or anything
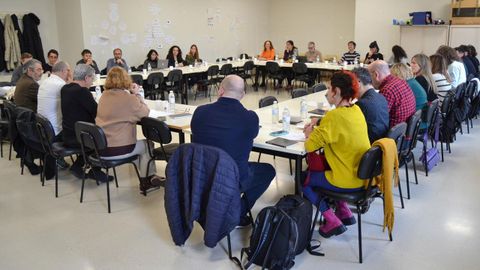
191,75,276,226
14,59,43,112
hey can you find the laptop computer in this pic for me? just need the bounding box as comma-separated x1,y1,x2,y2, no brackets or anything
157,59,169,69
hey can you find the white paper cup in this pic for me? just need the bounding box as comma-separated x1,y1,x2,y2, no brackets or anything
360,63,364,68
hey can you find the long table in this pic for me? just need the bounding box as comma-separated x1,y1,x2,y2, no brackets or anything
252,91,328,194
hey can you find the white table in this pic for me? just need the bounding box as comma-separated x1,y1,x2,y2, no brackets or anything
252,91,329,193
253,60,358,71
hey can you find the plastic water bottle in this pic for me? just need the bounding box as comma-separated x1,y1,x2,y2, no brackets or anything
333,57,337,64
271,101,279,124
282,107,290,133
138,86,145,99
95,86,102,101
354,58,358,66
128,67,132,74
168,91,175,113
147,62,152,72
300,98,308,120
275,54,278,61
316,55,320,63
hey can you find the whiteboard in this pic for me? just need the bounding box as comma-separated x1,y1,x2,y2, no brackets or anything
399,25,449,58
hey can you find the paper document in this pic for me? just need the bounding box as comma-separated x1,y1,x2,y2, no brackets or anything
280,131,306,142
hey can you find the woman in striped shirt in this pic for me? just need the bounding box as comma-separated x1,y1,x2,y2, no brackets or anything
430,54,453,102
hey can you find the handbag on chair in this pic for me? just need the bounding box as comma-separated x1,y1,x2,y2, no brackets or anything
304,149,329,186
419,111,441,172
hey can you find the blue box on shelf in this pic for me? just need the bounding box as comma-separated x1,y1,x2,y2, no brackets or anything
409,11,432,25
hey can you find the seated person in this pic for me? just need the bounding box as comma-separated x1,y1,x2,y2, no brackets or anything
14,59,43,112
411,54,439,102
166,45,186,67
96,67,161,191
303,71,370,238
436,45,466,88
388,45,408,65
369,60,416,128
185,44,202,66
353,67,389,143
106,48,129,72
340,41,360,64
76,49,100,74
283,40,298,90
364,41,383,64
191,75,276,227
390,63,427,111
38,61,71,139
429,54,453,101
456,45,477,79
61,64,110,182
143,49,160,70
11,53,33,85
255,40,275,87
305,41,322,62
43,49,59,74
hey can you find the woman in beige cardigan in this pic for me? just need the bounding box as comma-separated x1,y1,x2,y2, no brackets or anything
96,67,161,192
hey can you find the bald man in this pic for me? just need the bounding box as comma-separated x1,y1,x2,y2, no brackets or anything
191,75,275,227
368,60,416,127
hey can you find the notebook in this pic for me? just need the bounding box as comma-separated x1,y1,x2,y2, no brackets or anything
308,109,328,115
168,112,192,119
266,137,298,148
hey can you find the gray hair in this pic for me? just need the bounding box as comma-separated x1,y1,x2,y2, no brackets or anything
352,67,372,85
23,59,42,74
52,61,69,73
73,64,95,81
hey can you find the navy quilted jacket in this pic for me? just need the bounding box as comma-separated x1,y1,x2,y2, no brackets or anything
165,143,241,248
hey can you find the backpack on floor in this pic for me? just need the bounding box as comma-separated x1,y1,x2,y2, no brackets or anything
241,195,322,270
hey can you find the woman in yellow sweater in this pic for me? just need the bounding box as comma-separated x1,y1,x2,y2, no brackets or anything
303,71,370,238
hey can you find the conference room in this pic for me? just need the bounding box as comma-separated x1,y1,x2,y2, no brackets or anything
1,0,479,269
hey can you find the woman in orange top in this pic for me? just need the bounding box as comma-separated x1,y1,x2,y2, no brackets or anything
255,40,275,88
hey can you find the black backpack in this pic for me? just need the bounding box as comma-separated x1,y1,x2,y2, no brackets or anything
241,195,322,270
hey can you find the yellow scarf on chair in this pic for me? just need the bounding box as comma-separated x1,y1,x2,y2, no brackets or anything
368,138,399,235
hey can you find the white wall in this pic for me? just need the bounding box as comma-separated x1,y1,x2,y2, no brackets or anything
1,0,60,62
55,0,84,67
79,0,270,70
268,0,355,59
354,0,451,61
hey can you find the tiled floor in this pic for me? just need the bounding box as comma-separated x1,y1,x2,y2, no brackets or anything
1,86,479,269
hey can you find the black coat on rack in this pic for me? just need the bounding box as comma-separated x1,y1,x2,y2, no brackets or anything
22,13,45,64
0,18,5,72
11,14,25,53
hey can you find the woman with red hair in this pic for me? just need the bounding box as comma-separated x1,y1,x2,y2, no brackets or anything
303,71,371,238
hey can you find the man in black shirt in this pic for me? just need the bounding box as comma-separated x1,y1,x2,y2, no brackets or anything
353,67,389,143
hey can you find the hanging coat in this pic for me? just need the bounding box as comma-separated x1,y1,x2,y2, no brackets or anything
4,15,21,71
22,13,45,64
0,18,6,72
11,14,25,53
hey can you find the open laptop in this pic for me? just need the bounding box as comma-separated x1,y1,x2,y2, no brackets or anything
157,59,169,69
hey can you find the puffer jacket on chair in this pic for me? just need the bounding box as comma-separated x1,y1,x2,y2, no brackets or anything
165,143,241,248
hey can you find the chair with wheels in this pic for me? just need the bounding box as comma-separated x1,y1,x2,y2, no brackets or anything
75,121,141,213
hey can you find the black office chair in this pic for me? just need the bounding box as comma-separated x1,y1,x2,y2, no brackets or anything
292,62,314,88
258,96,277,109
399,110,422,200
312,83,327,93
75,121,141,213
130,74,144,87
36,114,82,197
291,88,308,99
238,60,255,88
439,91,455,159
386,122,407,209
417,99,439,176
164,69,184,104
145,72,164,100
195,65,219,101
311,146,391,264
216,63,233,85
265,61,285,92
140,117,179,193
2,100,16,160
